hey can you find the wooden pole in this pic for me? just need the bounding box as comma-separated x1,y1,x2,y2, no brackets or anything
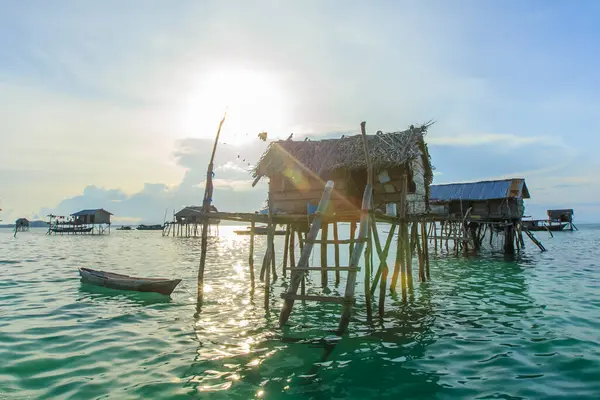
264,188,275,309
289,226,296,269
282,224,290,277
423,221,430,280
197,113,226,307
349,220,357,260
333,221,341,285
249,220,255,286
416,222,425,282
407,222,415,289
360,121,374,318
321,222,329,287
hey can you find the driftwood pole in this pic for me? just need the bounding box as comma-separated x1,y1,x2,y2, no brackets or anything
197,113,226,307
359,121,374,316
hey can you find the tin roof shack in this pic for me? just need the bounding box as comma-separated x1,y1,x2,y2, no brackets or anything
430,178,530,220
252,125,434,216
72,209,113,225
547,208,575,230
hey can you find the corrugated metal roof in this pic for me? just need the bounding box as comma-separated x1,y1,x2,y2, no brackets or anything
71,208,113,216
430,179,529,201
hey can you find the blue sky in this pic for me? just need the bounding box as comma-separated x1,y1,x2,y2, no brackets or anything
1,0,599,223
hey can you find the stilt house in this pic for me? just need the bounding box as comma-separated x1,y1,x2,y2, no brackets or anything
252,125,434,216
429,178,530,220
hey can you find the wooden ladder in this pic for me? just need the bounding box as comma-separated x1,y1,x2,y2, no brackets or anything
278,181,372,334
521,226,546,252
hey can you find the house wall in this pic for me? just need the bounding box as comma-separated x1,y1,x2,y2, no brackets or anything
269,162,429,216
442,198,524,219
405,158,427,215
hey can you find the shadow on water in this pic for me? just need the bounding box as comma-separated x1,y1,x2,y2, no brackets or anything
77,283,173,306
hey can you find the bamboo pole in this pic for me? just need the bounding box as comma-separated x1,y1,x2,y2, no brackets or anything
197,113,226,307
321,222,329,287
360,121,374,319
333,221,341,284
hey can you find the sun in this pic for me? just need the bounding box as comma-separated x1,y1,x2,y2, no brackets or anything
180,67,288,143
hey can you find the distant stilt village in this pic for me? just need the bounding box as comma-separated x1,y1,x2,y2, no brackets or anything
2,121,578,332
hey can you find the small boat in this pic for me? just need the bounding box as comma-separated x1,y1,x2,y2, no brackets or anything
137,224,164,231
116,226,133,231
234,226,286,235
79,268,181,295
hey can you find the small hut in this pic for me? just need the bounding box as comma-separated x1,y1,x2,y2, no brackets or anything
15,218,30,232
429,178,530,220
252,125,434,216
164,205,220,237
547,209,575,230
48,209,112,235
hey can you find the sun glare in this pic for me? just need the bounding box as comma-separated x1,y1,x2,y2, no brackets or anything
181,68,288,142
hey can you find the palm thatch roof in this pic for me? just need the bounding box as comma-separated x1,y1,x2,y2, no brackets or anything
253,124,433,183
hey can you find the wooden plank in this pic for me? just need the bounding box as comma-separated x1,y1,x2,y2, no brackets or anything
305,238,367,245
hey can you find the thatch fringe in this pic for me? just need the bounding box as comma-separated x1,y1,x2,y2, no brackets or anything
253,124,433,181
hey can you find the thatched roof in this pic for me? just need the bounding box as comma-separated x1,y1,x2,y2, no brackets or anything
253,124,432,181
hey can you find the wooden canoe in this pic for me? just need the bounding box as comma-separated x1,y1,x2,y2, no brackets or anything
79,268,181,296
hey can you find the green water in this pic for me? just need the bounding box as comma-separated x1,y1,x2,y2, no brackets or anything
1,226,599,399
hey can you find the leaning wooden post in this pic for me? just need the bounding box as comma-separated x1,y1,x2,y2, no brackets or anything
279,181,335,326
249,220,256,286
338,184,372,334
197,113,226,308
271,242,277,279
333,221,341,284
282,224,290,277
321,221,329,287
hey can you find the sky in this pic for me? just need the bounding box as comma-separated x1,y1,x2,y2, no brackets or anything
1,0,600,223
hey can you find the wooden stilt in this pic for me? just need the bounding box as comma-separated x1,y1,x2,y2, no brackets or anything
289,226,296,269
282,224,290,277
370,223,397,295
333,222,341,285
421,222,430,280
349,221,357,260
271,242,277,279
249,220,255,286
416,223,425,281
390,222,405,293
321,222,329,287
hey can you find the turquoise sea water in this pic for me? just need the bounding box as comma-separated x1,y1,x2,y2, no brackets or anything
1,225,599,399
